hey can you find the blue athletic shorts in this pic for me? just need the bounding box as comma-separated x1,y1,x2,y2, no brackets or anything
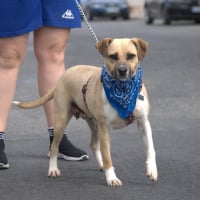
0,0,81,37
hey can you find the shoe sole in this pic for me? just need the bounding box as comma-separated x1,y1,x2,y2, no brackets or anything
0,163,9,169
48,152,89,161
58,153,89,161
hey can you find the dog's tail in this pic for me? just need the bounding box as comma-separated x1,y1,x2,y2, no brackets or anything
13,88,55,109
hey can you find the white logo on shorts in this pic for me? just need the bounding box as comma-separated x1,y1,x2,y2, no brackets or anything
62,10,74,19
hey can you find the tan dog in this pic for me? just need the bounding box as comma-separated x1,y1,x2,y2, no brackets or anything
14,38,158,186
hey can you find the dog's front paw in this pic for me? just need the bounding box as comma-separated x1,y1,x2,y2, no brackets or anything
107,177,123,187
146,160,158,182
105,167,123,187
48,168,61,177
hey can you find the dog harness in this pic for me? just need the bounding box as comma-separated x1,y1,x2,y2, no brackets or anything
101,63,144,122
82,76,96,120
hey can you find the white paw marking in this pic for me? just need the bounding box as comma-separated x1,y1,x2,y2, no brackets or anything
105,167,123,187
146,160,158,181
48,168,61,177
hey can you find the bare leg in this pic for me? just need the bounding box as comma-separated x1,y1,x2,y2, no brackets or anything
0,34,29,131
0,34,29,168
34,27,69,127
34,27,88,161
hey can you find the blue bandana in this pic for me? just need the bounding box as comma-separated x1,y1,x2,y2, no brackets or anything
101,64,142,120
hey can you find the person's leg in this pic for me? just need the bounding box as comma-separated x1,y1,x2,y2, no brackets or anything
34,27,88,161
0,34,29,169
34,27,67,127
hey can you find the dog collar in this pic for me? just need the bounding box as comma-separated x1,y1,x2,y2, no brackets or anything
101,63,143,120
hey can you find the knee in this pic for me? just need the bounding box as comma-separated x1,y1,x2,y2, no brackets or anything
0,48,24,70
34,42,66,64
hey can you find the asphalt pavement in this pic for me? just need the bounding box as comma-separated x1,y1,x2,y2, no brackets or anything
1,19,200,200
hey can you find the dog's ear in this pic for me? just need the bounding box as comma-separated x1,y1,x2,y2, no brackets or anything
96,38,113,57
131,38,148,61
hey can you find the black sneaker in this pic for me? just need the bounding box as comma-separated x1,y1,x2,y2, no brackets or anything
49,134,89,161
0,140,9,169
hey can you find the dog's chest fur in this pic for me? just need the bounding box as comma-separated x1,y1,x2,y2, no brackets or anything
102,89,147,130
102,90,130,129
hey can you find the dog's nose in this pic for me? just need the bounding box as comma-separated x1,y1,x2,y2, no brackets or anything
118,65,128,76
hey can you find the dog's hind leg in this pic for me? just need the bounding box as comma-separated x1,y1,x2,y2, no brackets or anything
137,117,158,181
85,118,103,170
48,94,73,177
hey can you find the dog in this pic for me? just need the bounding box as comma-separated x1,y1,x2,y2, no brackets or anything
14,38,158,187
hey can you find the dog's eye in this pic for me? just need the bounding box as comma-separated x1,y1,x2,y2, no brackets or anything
108,53,118,61
127,53,135,60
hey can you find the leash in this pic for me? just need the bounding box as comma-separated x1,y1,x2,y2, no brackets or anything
74,0,99,43
73,0,101,121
